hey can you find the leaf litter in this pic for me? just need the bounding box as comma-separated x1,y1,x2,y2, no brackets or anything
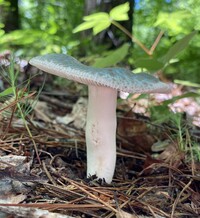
0,52,200,217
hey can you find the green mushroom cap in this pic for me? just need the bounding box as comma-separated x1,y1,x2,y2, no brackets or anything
29,54,172,94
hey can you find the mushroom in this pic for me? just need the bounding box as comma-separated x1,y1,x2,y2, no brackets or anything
29,54,172,183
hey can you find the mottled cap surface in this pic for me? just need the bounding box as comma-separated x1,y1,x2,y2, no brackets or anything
29,54,172,93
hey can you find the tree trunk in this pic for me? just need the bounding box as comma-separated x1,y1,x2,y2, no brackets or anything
0,0,20,33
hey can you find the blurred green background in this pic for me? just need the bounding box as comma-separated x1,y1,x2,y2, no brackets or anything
0,0,199,84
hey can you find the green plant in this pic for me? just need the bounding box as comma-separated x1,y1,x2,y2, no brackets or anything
0,56,44,163
0,0,84,56
149,94,200,162
73,2,197,74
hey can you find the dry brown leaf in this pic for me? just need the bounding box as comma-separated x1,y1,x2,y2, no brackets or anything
118,111,155,152
34,100,53,122
157,143,185,166
0,155,40,205
56,97,87,129
118,112,147,137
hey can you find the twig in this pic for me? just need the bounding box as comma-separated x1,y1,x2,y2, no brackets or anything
171,179,192,218
149,30,164,54
62,176,118,213
0,203,107,210
137,200,170,217
111,20,151,55
42,161,57,185
105,197,132,218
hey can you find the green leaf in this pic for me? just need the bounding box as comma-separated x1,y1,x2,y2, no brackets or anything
134,57,164,72
0,87,13,98
0,23,4,28
0,29,4,37
73,12,110,34
150,104,174,124
154,11,192,35
162,92,200,106
93,20,111,35
160,31,197,64
73,21,97,33
83,12,109,21
73,3,129,35
109,2,129,21
93,43,129,67
48,21,58,35
174,80,200,88
0,29,44,45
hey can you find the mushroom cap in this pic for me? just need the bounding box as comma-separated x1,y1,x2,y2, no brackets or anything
29,54,172,93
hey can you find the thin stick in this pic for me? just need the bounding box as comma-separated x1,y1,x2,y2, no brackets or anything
137,200,170,217
149,30,164,54
171,179,192,218
62,176,118,213
42,161,57,185
111,20,151,55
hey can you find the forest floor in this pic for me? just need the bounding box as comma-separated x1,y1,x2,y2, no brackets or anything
0,53,200,218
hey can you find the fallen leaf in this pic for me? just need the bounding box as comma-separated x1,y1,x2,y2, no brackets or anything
118,111,155,152
157,143,185,167
56,97,87,129
34,101,53,122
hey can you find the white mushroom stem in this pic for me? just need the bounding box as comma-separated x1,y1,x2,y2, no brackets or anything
86,85,117,183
